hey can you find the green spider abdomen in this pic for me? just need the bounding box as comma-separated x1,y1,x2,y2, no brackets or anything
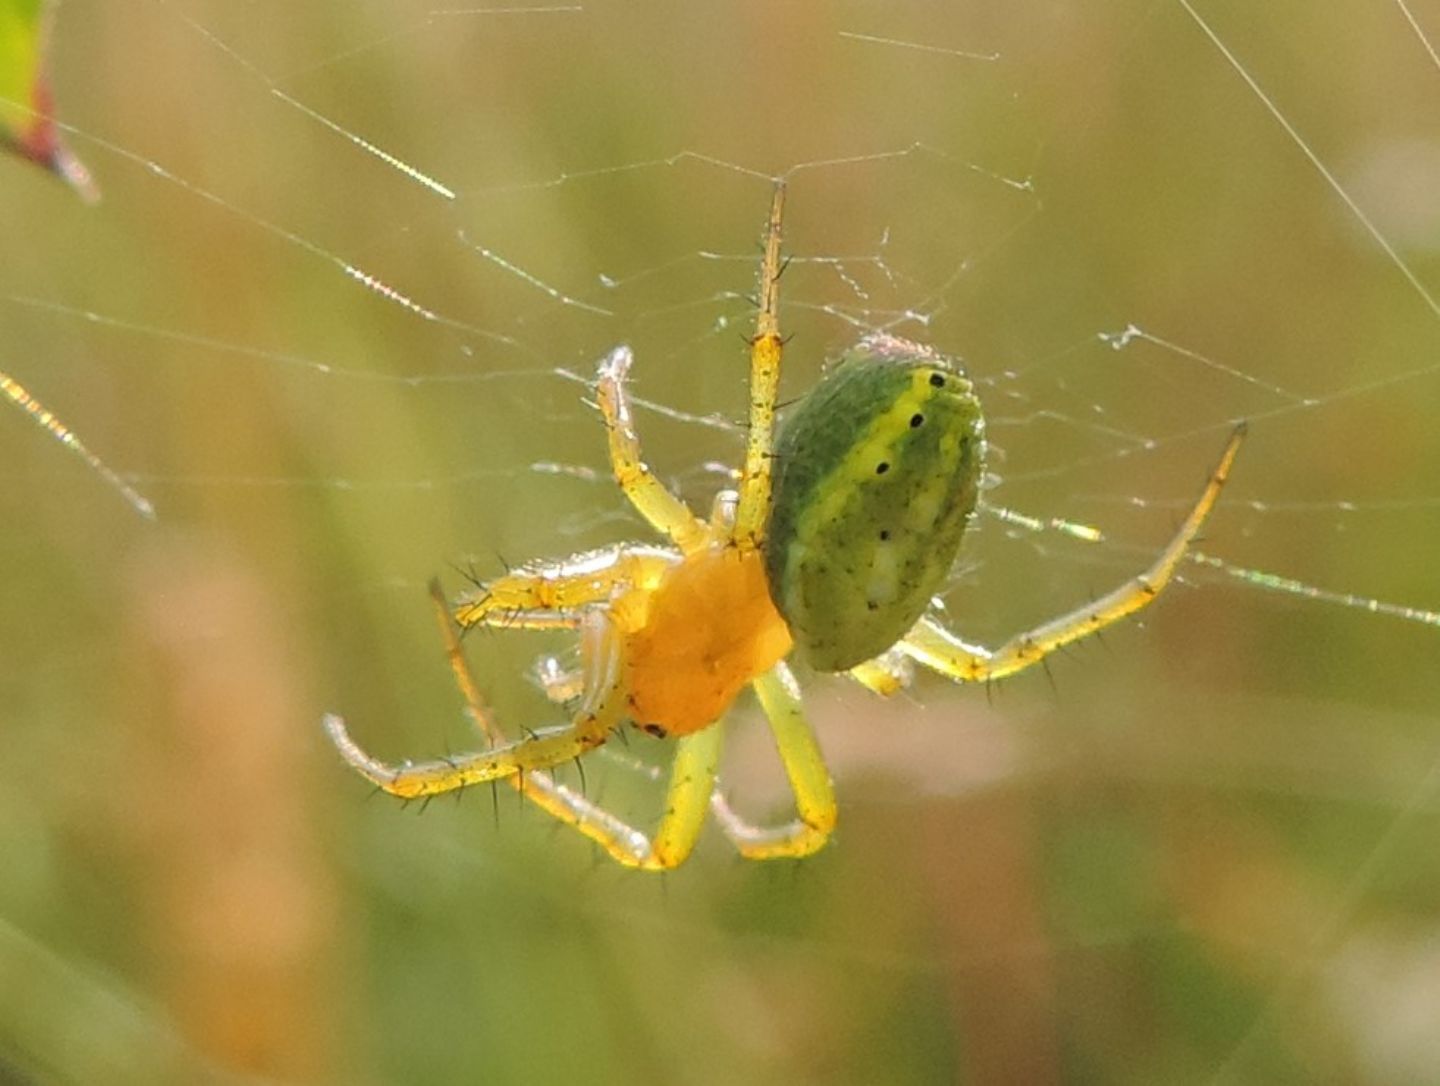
764,333,985,672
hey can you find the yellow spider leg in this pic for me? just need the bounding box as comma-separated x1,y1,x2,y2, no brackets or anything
900,424,1247,683
848,650,914,697
595,346,710,554
711,662,837,860
431,580,721,870
452,545,674,629
732,180,787,550
481,728,723,870
430,579,529,745
322,610,628,798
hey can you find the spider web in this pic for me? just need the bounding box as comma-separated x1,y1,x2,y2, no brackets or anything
2,1,1439,1082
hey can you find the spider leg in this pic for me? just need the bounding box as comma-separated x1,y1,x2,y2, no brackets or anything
848,649,914,696
323,609,628,798
430,579,513,744
711,661,837,860
493,728,722,871
898,424,1246,684
431,578,721,870
732,181,787,549
452,545,674,630
595,346,710,554
446,551,669,743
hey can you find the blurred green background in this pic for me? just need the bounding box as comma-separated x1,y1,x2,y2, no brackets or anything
2,1,1440,1082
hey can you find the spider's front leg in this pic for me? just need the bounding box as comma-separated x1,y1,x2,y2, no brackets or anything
450,544,675,631
733,180,787,549
898,424,1246,684
597,180,787,556
595,345,709,554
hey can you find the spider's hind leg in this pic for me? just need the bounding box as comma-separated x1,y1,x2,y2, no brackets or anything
899,424,1246,684
711,662,837,861
848,649,915,697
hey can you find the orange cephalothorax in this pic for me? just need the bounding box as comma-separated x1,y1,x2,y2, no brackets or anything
617,545,793,736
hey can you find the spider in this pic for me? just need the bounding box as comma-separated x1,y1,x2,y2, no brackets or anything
323,182,1245,871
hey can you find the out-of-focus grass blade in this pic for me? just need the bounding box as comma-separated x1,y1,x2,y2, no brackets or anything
0,0,97,201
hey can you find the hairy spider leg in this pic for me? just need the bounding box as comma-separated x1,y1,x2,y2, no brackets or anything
709,663,838,860
446,576,832,865
431,579,723,870
848,650,914,697
326,546,682,798
896,424,1246,684
595,346,710,555
322,607,628,798
451,545,676,630
489,656,839,863
732,180,787,550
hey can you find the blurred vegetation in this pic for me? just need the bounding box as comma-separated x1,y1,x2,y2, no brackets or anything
0,0,96,200
2,2,1439,1083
